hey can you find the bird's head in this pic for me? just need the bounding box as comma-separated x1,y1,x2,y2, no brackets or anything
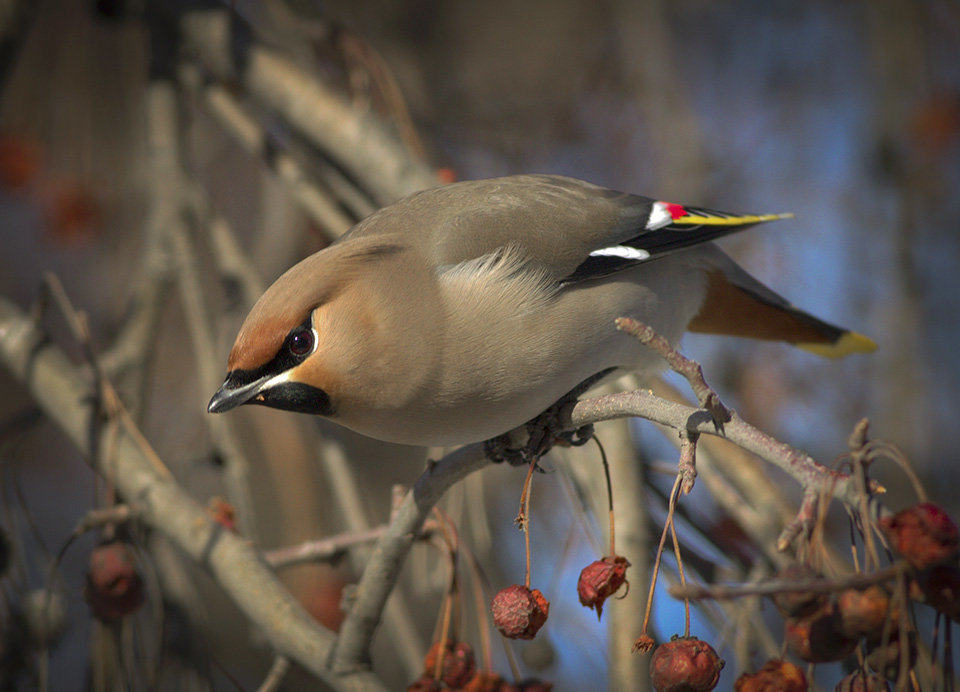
207,236,430,420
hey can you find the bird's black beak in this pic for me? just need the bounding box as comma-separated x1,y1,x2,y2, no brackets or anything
207,370,333,416
207,371,268,414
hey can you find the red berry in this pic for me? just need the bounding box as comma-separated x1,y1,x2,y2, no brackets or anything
650,636,724,692
84,540,145,622
491,585,549,640
733,659,806,692
423,639,477,688
577,555,630,620
879,502,959,569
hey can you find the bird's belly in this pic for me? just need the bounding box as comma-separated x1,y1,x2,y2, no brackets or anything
334,255,709,446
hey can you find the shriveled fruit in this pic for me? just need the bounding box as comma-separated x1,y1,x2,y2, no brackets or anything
837,585,892,639
423,639,477,688
734,659,806,692
577,555,630,620
650,636,724,692
491,585,549,640
771,564,827,618
879,502,959,569
84,540,145,622
784,603,856,663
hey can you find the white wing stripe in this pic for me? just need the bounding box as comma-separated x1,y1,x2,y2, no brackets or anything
589,246,651,261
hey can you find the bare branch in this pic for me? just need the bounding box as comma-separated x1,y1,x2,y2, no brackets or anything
264,520,441,570
332,444,490,674
180,10,439,206
179,62,355,237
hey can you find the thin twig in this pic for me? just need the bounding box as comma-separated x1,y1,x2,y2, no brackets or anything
331,444,490,674
566,388,868,542
616,317,730,430
256,655,291,692
179,63,355,237
264,521,441,569
668,562,907,601
180,10,439,205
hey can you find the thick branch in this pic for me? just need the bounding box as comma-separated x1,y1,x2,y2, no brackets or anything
0,296,386,692
180,10,439,206
331,444,491,673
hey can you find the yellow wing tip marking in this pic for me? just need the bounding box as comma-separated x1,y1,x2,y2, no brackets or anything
798,331,877,359
674,211,795,226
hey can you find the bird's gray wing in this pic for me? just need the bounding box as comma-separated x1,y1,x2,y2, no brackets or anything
341,174,789,283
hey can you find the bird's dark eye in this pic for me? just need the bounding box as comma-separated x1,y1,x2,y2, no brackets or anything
288,328,315,356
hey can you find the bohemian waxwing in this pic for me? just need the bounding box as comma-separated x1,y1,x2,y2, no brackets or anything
207,174,874,446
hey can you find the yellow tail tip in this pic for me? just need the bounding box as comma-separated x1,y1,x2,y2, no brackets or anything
798,331,877,359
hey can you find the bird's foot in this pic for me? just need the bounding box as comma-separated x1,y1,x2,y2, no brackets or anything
483,368,614,466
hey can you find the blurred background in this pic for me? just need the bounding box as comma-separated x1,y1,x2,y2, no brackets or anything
0,0,957,689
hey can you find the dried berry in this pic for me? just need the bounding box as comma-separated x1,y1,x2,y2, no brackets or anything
733,659,806,692
837,585,892,639
423,639,477,688
864,629,917,681
650,636,724,692
577,555,630,620
771,564,827,618
84,540,145,622
916,563,960,620
461,672,506,691
879,502,959,569
834,670,892,692
491,585,549,640
784,603,856,663
405,676,443,692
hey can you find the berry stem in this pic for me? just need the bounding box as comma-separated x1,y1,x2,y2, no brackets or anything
666,475,689,636
593,436,616,557
517,461,538,589
640,472,683,638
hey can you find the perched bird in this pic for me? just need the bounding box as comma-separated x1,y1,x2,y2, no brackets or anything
208,174,874,446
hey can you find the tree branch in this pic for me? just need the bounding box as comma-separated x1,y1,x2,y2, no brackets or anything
331,444,491,673
179,9,439,206
0,295,387,692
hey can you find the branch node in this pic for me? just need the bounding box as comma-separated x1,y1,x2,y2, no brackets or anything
777,490,820,551
615,317,731,431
